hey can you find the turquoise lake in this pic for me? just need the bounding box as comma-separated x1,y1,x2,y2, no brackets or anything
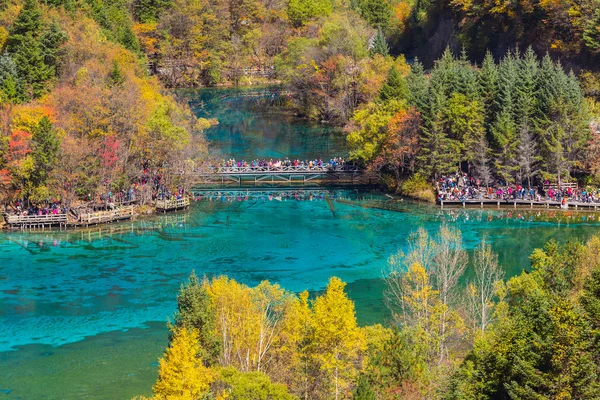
1,87,599,399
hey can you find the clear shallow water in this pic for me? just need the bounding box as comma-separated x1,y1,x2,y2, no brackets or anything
1,87,599,399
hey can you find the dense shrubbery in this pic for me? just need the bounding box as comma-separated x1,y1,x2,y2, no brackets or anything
139,231,600,399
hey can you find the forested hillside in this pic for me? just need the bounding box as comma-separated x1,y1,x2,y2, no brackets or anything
0,0,597,201
0,0,209,205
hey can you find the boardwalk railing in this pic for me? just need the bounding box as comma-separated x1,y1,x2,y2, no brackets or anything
76,206,135,225
4,213,67,228
155,197,190,211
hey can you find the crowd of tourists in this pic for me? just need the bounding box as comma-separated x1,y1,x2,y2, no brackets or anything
4,201,66,216
211,157,349,171
156,186,186,201
437,174,600,204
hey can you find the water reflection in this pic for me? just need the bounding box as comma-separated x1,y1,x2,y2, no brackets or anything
176,87,347,160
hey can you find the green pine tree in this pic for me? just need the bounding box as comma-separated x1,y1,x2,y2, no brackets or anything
429,47,460,98
12,34,53,99
108,60,126,87
536,53,560,116
515,47,539,128
379,65,407,101
171,272,221,365
133,0,173,23
352,375,377,400
407,59,429,115
31,116,60,187
370,28,389,57
357,0,392,29
40,19,68,74
6,0,43,51
456,47,479,100
418,88,460,179
478,51,499,133
492,100,519,184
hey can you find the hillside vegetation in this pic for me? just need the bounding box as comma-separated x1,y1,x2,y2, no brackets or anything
0,0,209,204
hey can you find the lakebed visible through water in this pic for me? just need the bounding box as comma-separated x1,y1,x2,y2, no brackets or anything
1,87,599,399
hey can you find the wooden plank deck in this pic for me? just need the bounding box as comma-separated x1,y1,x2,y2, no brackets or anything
439,198,600,210
155,197,190,212
69,206,136,227
4,213,68,229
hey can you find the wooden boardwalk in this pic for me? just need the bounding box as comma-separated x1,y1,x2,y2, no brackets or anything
155,197,190,212
70,206,136,227
4,206,136,230
4,213,68,229
439,198,600,210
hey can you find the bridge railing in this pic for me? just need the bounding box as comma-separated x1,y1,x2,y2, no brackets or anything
201,165,361,174
156,197,191,210
77,206,135,224
5,213,67,225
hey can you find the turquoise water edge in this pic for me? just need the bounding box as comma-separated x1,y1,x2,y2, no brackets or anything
1,87,599,399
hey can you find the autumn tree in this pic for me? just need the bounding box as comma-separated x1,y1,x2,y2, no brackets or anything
153,327,216,399
368,107,420,187
310,277,366,400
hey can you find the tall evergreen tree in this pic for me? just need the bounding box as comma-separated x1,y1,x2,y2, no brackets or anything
418,88,460,179
456,48,479,100
477,51,499,133
406,59,429,116
31,116,60,187
492,98,519,184
536,54,560,116
40,19,68,74
430,47,459,98
379,65,407,101
6,0,43,51
515,47,539,129
370,28,389,57
357,0,392,29
495,50,518,119
107,60,126,87
12,34,53,99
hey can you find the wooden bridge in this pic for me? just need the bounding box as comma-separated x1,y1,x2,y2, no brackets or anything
194,165,375,186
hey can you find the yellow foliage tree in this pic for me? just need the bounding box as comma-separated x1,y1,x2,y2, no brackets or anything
153,327,215,400
310,277,366,400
